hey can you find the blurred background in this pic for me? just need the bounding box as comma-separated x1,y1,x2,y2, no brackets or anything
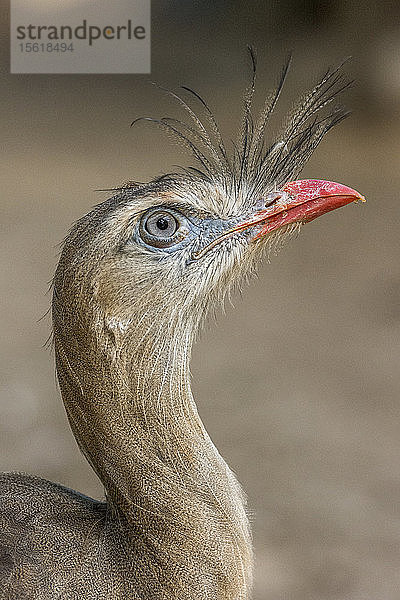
1,1,400,598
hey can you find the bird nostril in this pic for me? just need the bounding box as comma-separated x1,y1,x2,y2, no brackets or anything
268,194,281,207
262,192,283,208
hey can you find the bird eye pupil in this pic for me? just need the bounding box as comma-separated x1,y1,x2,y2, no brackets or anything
156,217,169,230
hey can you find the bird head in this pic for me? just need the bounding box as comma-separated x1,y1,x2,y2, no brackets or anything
53,57,364,357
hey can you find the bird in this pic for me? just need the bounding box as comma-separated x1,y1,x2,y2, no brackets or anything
0,53,364,600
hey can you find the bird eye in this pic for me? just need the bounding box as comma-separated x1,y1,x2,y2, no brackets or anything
145,212,178,238
139,208,189,248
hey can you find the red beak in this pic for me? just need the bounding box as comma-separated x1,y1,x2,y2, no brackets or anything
252,179,365,239
190,179,365,261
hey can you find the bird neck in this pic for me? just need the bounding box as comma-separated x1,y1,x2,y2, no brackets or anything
54,309,253,599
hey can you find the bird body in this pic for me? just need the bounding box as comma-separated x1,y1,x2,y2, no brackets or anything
0,58,364,599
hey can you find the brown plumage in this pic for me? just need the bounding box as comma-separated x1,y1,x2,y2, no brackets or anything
0,55,363,599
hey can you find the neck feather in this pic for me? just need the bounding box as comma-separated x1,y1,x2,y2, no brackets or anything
53,303,253,599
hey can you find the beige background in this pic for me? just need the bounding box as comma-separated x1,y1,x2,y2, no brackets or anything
1,1,400,598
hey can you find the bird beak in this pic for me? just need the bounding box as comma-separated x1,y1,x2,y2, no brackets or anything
251,179,365,239
191,180,365,261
